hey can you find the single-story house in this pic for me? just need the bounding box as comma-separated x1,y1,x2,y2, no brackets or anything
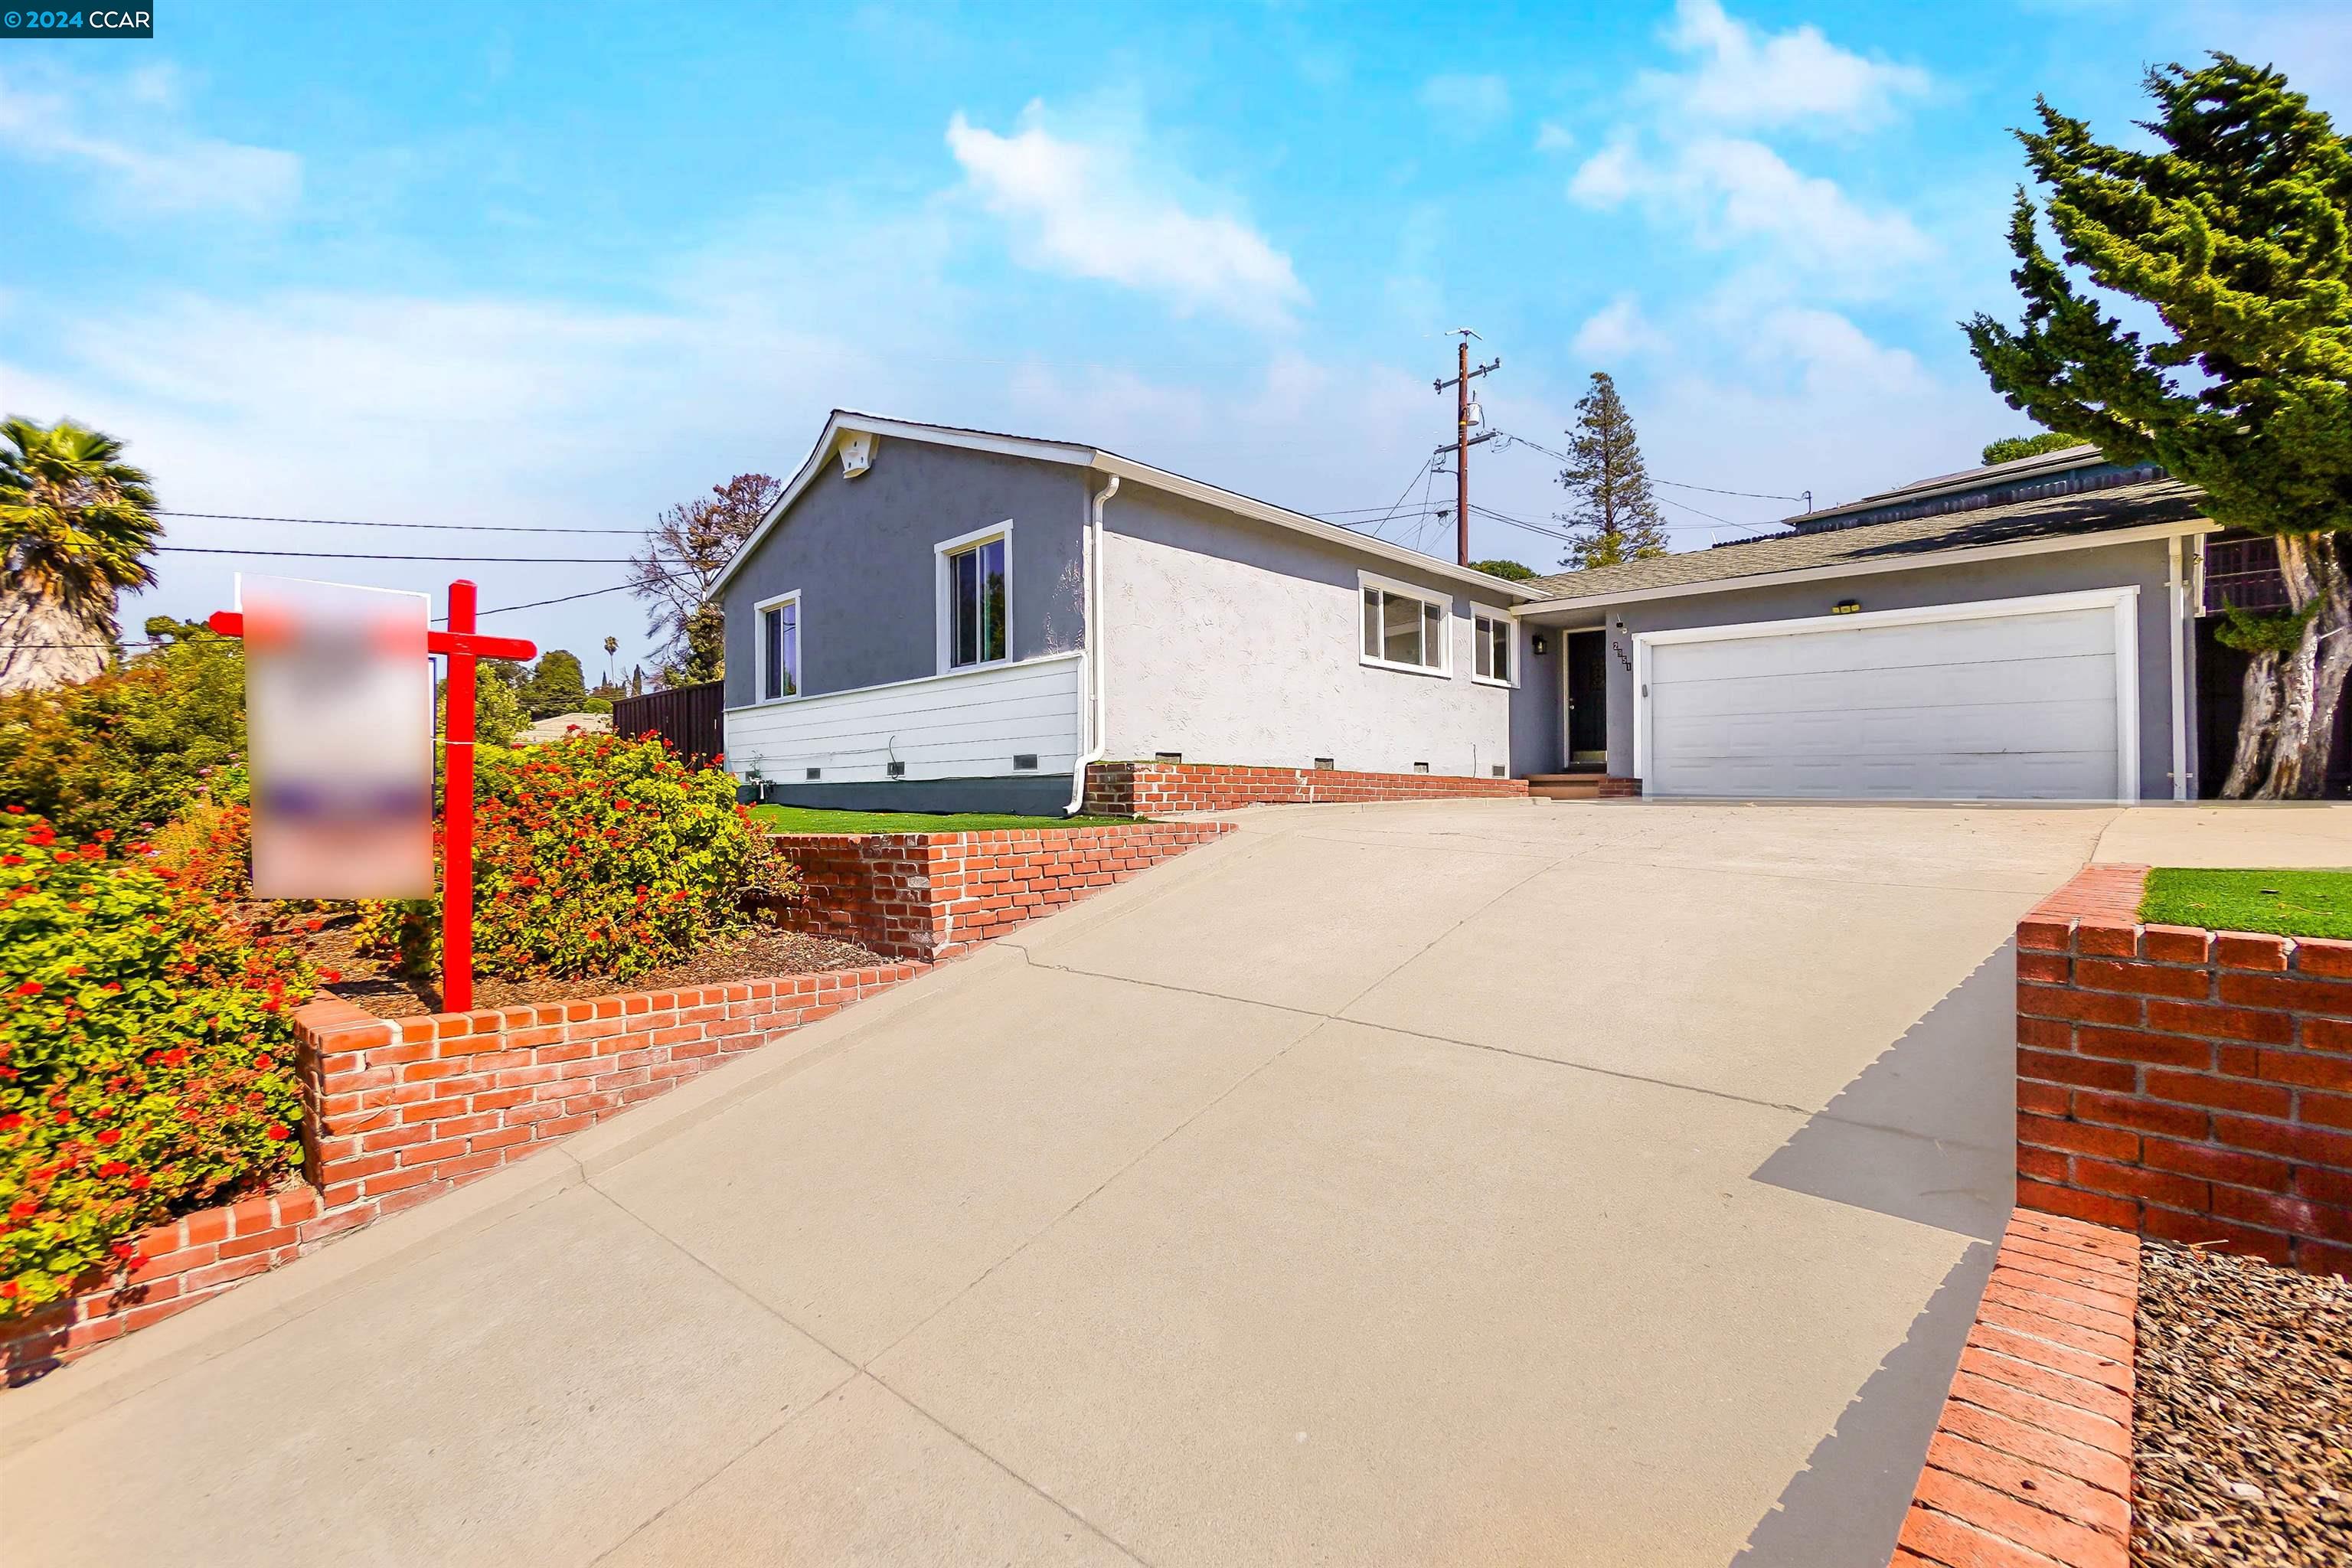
710,412,2313,810
710,411,1538,815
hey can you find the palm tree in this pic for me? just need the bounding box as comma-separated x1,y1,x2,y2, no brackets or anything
0,418,161,692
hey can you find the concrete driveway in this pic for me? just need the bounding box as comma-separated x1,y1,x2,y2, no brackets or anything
4,799,2344,1566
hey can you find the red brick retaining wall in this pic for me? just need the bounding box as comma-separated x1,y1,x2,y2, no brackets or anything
296,966,920,1222
1080,760,1527,815
769,821,1233,960
3,962,920,1381
2017,864,2352,1275
2,1186,325,1381
1890,1210,2137,1568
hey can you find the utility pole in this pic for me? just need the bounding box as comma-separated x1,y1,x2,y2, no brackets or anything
1432,329,1501,566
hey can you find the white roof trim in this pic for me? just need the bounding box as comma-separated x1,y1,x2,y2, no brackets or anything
1512,517,2216,618
710,410,1538,601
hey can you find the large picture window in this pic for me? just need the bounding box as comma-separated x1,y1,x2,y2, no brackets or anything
937,524,1011,671
1360,578,1450,674
756,592,799,701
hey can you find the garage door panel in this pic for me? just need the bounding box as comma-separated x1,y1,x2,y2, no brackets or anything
1655,608,2115,684
1642,595,2132,801
1651,653,2118,721
1653,697,2118,763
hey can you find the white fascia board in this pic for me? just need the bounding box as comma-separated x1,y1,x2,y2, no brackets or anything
1513,518,2216,619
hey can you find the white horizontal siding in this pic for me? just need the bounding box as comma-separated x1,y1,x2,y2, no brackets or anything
723,651,1084,784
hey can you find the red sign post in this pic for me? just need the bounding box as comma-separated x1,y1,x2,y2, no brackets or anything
211,578,536,1012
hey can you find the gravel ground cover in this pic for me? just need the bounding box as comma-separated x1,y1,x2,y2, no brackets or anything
2135,1240,2352,1566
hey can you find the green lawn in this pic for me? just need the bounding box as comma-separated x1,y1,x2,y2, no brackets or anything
750,804,1142,835
2139,867,2352,940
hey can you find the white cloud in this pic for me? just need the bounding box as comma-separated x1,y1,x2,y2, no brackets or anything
0,62,301,223
1569,133,1932,296
1533,121,1576,155
946,104,1306,326
1418,74,1511,136
1571,296,1664,363
1642,0,1929,130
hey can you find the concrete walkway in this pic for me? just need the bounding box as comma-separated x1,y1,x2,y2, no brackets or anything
4,799,2345,1566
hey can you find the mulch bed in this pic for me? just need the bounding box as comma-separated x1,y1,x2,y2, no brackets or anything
293,911,887,1018
2135,1240,2352,1566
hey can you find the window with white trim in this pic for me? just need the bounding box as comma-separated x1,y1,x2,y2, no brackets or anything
756,592,799,701
937,524,1011,671
1473,612,1512,684
1360,580,1449,673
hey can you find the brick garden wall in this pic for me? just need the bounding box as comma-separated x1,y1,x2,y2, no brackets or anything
1890,1210,2137,1568
1080,760,1528,816
2,964,919,1380
767,820,1233,961
2016,864,2352,1275
3,1187,324,1380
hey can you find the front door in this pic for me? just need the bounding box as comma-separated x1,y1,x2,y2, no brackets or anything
1565,630,1608,770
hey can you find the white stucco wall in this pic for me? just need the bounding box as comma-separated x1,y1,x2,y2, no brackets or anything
1099,489,1514,777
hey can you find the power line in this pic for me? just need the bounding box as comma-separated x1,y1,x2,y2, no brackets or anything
158,547,640,564
159,509,640,535
1650,477,1804,502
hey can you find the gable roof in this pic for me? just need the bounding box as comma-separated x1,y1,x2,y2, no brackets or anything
1517,479,2213,610
710,410,1539,602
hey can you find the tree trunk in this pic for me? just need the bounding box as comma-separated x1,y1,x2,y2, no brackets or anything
0,591,108,694
2223,648,2281,798
2288,535,2352,795
2256,533,2348,800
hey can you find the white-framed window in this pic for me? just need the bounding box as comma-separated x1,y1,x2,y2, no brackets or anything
1359,572,1452,675
1472,612,1514,686
754,590,800,702
936,521,1011,672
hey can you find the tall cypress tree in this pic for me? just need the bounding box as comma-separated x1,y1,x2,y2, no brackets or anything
1963,55,2351,799
1556,371,1671,571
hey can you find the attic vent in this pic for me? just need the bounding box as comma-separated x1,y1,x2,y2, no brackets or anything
838,430,877,479
1313,757,1336,770
1491,765,1505,778
1155,750,1184,763
1413,763,1430,773
887,761,906,779
1013,753,1038,771
805,767,822,781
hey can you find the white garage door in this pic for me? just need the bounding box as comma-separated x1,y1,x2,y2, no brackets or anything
1637,589,2139,801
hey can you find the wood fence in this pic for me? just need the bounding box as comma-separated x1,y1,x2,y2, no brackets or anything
612,679,724,765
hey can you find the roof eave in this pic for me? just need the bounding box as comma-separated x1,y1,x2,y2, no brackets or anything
1512,516,2217,617
711,411,1541,603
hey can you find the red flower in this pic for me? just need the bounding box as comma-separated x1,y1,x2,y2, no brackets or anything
0,1281,17,1298
96,1129,122,1145
255,1053,275,1071
7,1200,33,1220
0,1113,19,1131
129,1174,151,1191
99,1161,129,1178
14,982,40,997
265,1123,292,1142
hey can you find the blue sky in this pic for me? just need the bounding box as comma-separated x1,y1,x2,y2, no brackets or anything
2,0,2344,674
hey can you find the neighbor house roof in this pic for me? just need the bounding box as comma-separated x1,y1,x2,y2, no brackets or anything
1517,479,2213,612
711,410,1540,602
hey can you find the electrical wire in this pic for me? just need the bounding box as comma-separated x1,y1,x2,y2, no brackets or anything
158,547,640,564
158,509,639,535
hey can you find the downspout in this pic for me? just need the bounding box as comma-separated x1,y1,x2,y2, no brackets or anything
1067,472,1120,814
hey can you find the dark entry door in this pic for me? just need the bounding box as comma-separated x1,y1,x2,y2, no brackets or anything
1565,630,1608,769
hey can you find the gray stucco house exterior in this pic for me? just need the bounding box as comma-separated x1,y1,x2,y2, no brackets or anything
710,415,2230,812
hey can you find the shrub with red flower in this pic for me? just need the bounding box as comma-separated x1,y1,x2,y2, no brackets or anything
0,810,312,1317
354,734,791,984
